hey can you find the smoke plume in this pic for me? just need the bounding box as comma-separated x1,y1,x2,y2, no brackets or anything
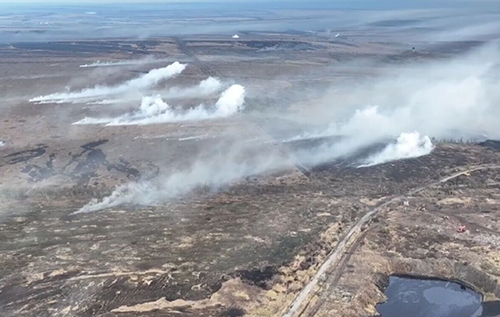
80,60,142,68
162,77,223,99
291,45,500,166
359,132,434,167
79,57,171,68
29,62,186,104
73,84,245,125
73,141,287,214
78,77,221,106
74,44,500,214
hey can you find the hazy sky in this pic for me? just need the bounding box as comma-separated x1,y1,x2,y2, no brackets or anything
2,0,498,11
2,0,492,3
3,0,498,6
4,0,251,3
1,0,228,3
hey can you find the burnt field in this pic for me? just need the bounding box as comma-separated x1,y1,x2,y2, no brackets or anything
1,139,500,317
0,31,500,317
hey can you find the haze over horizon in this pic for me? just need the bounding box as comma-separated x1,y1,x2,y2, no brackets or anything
2,0,499,9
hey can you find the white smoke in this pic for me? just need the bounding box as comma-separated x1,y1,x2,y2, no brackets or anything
73,142,286,214
74,45,500,214
79,58,169,68
73,77,220,106
0,141,5,147
73,84,245,126
29,62,186,104
80,61,130,68
292,45,500,166
85,99,122,105
74,182,151,214
214,84,246,116
359,132,434,167
162,77,223,99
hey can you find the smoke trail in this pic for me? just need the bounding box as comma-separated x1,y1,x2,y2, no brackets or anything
85,99,122,105
74,78,220,106
80,60,138,68
359,132,434,167
73,84,245,126
79,58,171,68
74,45,500,214
29,62,186,104
73,141,287,214
32,99,122,105
162,77,223,99
74,182,152,214
291,45,500,166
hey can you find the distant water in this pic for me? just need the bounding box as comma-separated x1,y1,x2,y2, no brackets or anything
377,276,483,317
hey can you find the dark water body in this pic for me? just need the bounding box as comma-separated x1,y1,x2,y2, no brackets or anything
377,276,484,317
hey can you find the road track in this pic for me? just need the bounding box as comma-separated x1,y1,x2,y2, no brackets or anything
172,37,217,77
282,164,500,317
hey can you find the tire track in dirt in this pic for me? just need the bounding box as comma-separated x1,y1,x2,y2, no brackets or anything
173,37,217,77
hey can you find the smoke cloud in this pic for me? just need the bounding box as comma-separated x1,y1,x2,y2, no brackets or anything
80,60,141,68
74,44,500,214
73,141,287,214
291,45,500,166
84,99,122,105
79,77,221,106
79,57,172,68
162,77,223,99
73,84,245,126
359,132,434,167
29,62,186,104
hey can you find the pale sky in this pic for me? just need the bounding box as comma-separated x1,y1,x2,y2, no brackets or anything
1,0,212,3
2,0,240,3
0,0,410,2
1,0,496,10
1,0,492,4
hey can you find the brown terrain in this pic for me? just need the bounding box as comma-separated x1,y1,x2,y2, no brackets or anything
0,34,499,317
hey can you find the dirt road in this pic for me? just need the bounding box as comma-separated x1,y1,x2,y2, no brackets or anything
283,164,500,317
